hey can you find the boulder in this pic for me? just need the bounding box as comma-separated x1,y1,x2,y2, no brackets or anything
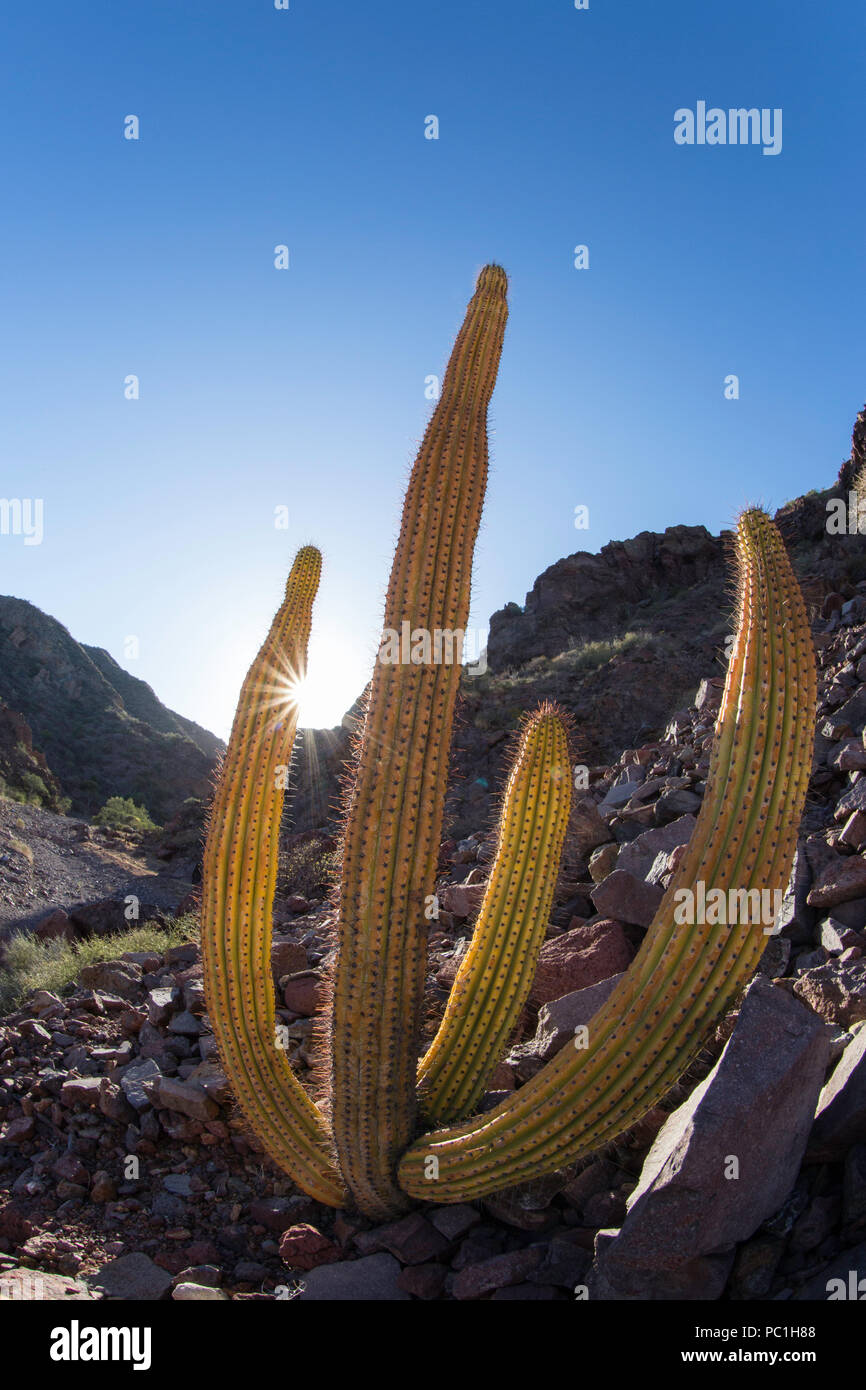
529,921,633,1007
808,1026,866,1160
588,976,831,1299
297,1253,409,1301
590,870,663,928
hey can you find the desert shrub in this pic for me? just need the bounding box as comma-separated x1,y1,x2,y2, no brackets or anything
0,913,199,1013
93,796,158,832
282,838,338,898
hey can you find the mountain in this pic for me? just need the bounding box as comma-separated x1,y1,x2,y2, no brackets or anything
0,597,223,822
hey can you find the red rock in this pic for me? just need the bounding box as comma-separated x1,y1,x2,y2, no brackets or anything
397,1262,448,1298
452,1246,544,1300
792,960,866,1028
0,1114,35,1144
530,920,633,1006
282,971,325,1016
590,869,663,928
34,909,76,942
279,1223,342,1270
439,882,486,918
271,940,307,981
355,1212,449,1264
807,854,866,910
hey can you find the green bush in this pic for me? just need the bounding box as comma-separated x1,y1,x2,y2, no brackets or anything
282,839,337,898
93,796,159,832
0,914,199,1013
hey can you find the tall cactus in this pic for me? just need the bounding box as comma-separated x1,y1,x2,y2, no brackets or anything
202,265,817,1221
200,546,345,1208
397,508,816,1202
329,263,509,1218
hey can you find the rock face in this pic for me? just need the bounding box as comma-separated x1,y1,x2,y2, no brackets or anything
0,702,63,810
487,525,724,671
0,595,222,820
589,977,832,1300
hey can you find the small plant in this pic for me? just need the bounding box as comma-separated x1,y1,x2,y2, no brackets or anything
93,796,158,833
0,914,198,1013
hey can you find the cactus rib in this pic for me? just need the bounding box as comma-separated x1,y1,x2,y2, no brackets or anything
397,508,816,1203
417,704,572,1124
330,265,509,1217
200,545,346,1208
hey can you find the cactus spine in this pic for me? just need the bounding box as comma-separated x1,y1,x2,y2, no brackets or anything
417,705,572,1124
330,265,509,1218
397,508,816,1202
200,546,346,1208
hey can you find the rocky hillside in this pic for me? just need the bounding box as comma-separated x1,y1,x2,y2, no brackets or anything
3,573,866,1301
0,597,223,824
291,467,866,841
0,704,64,813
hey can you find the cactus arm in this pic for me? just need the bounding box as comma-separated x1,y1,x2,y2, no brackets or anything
330,266,509,1217
200,545,346,1208
417,705,572,1124
397,509,816,1203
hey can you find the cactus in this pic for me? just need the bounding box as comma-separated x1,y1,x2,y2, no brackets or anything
397,508,816,1202
200,545,346,1209
202,266,816,1220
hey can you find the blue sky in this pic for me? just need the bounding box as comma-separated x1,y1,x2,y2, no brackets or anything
1,0,864,737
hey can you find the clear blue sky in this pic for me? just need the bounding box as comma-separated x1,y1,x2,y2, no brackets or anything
1,1,864,737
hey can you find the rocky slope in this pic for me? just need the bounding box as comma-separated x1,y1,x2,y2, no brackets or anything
3,576,866,1300
0,597,223,823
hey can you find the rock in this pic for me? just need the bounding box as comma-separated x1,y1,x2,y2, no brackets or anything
271,940,307,980
396,1262,448,1299
792,960,866,1028
590,870,664,928
0,1114,35,1143
120,1058,162,1112
167,1010,201,1036
278,1224,341,1270
588,842,619,882
452,1246,545,1300
654,788,703,823
508,974,623,1079
588,976,831,1299
809,1026,866,1160
90,1171,117,1203
840,811,866,851
727,1235,786,1300
792,1241,866,1300
820,919,862,954
0,1268,96,1300
77,960,143,1000
355,1211,449,1264
172,1282,230,1301
530,920,633,1006
843,1145,866,1233
429,1205,481,1242
570,797,615,857
615,815,697,881
87,1252,173,1301
146,987,175,1027
69,899,162,937
59,1077,103,1108
282,971,324,1017
249,1196,313,1234
34,909,76,942
807,854,866,910
149,1077,219,1122
600,777,642,811
438,883,486,918
297,1253,409,1300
